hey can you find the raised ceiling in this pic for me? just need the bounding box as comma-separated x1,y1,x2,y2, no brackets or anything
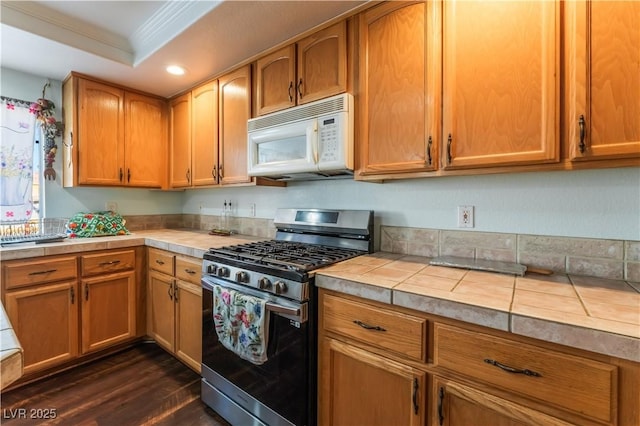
0,0,368,98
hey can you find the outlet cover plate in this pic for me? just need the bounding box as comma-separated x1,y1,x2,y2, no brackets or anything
458,205,474,228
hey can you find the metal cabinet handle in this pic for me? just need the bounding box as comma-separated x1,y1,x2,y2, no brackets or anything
412,378,419,415
484,359,541,377
127,168,131,183
297,78,303,99
288,81,294,102
578,115,586,154
28,269,57,275
447,134,453,164
438,387,444,426
212,166,217,180
85,283,89,301
186,168,191,184
168,282,173,300
184,268,197,275
70,287,75,304
119,168,124,182
219,165,223,179
427,136,433,165
353,320,386,332
155,259,165,265
98,260,121,266
173,283,179,302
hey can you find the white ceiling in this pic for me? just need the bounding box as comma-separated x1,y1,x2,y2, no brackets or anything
0,0,369,98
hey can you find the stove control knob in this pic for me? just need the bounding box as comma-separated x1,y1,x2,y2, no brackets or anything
274,281,287,295
258,277,272,290
207,264,218,275
217,267,230,278
235,271,249,283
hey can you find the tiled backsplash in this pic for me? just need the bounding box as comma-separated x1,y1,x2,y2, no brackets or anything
380,226,639,283
123,214,639,282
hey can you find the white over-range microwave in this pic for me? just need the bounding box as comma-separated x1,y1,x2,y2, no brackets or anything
247,93,354,181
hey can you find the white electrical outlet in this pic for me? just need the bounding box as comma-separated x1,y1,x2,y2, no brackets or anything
250,203,256,217
105,201,118,212
458,205,474,228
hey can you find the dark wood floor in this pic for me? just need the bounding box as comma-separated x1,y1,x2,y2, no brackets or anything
1,343,230,426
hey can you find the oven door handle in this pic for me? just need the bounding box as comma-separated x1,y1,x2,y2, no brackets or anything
265,302,299,317
202,277,308,323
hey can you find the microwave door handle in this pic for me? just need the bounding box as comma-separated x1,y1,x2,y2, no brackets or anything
312,120,319,164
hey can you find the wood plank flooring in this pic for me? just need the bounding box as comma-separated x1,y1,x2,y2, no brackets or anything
1,343,230,425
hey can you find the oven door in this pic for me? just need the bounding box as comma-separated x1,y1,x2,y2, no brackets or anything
201,276,315,426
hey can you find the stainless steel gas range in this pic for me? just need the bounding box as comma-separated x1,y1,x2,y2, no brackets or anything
201,208,374,426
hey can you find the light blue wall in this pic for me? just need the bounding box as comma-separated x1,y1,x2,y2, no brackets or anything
3,68,639,241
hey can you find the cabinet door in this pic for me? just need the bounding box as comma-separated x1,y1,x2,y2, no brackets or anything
256,45,296,115
566,1,640,160
192,81,219,186
147,270,175,352
4,281,78,375
169,92,192,188
219,65,252,185
433,377,571,426
81,270,136,354
297,21,347,105
442,0,559,169
124,92,166,187
77,79,125,185
175,280,202,372
319,337,426,426
358,1,439,177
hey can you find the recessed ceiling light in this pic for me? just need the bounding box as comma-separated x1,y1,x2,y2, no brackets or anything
166,65,186,75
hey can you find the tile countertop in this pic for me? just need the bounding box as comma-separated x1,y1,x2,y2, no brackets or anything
316,252,640,363
0,229,264,261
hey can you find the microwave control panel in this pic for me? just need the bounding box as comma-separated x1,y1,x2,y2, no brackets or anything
318,116,341,163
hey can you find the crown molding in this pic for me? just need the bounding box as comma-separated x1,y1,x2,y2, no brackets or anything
130,0,223,67
0,1,134,65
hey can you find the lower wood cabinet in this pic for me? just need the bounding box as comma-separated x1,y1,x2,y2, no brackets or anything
147,248,202,372
4,280,78,375
318,289,639,426
319,336,427,426
1,249,141,379
433,376,569,426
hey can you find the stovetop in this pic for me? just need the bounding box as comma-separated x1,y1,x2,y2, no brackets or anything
204,240,364,281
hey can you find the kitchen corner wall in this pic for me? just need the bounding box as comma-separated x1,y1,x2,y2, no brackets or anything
3,68,639,244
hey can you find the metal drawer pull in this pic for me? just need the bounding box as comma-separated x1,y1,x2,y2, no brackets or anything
412,378,419,414
353,320,386,332
484,359,541,377
437,387,444,425
578,114,586,153
99,260,121,266
29,269,57,275
184,268,197,275
155,259,165,265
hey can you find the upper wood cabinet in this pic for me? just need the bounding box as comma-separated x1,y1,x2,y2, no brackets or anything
255,21,347,115
191,81,219,186
169,81,219,188
219,65,252,185
356,0,560,179
442,0,559,170
565,1,640,161
62,74,167,188
357,1,440,177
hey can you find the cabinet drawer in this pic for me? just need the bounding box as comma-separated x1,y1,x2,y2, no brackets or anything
148,248,174,275
322,293,426,361
81,250,135,277
175,256,201,285
434,323,617,423
3,256,77,290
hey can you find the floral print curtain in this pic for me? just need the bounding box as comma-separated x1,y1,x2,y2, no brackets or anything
0,96,36,222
